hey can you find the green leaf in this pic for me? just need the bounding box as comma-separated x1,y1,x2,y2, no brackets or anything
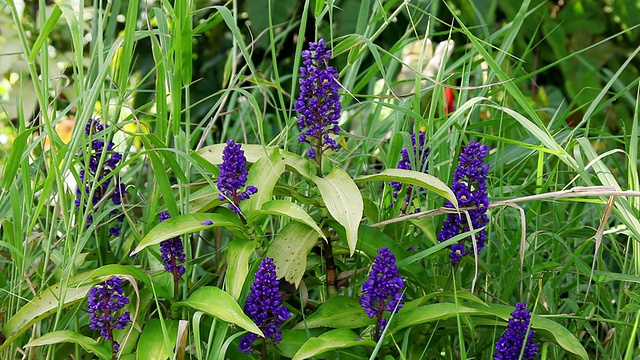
312,167,363,255
390,303,480,333
240,148,285,214
28,5,62,62
314,0,325,18
0,265,148,351
292,329,374,360
131,212,245,255
354,169,458,208
266,222,319,287
279,329,327,359
137,319,179,360
172,286,263,337
146,148,179,216
140,134,188,183
187,185,222,213
226,239,255,300
293,296,374,329
24,330,111,360
249,200,325,240
396,227,485,268
1,128,36,192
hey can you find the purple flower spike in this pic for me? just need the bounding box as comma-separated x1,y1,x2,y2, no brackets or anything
158,212,186,281
76,118,125,236
87,277,131,353
360,247,404,340
202,220,213,225
238,258,290,354
217,140,258,213
390,130,429,212
494,303,538,360
295,38,342,160
438,141,490,262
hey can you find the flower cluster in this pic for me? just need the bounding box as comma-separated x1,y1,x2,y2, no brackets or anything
217,140,257,214
87,277,131,353
238,257,290,355
75,118,126,236
495,303,538,360
158,212,186,281
390,130,429,212
360,247,404,340
295,38,342,160
438,141,489,262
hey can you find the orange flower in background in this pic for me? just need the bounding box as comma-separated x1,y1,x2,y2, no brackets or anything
43,115,75,151
444,86,455,115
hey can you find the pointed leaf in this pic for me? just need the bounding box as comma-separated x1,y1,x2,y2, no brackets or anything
293,296,374,329
226,239,255,300
137,319,179,360
292,329,374,360
25,330,111,360
172,287,263,337
241,148,286,214
2,128,36,191
266,222,319,287
131,212,245,255
312,167,363,255
249,200,325,240
187,185,222,213
354,169,458,208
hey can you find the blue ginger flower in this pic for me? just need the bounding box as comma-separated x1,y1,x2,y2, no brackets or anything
495,303,538,360
390,130,429,212
217,140,257,214
295,38,342,160
158,211,186,281
360,247,404,340
75,118,126,236
238,257,290,355
87,277,131,353
438,141,489,262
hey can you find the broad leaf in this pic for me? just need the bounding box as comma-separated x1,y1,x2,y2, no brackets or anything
266,222,319,287
241,148,286,214
137,319,179,360
25,331,111,360
131,212,245,255
312,167,363,255
354,169,458,208
248,200,325,240
292,329,374,360
226,239,255,300
188,185,222,213
172,287,263,337
293,296,374,329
